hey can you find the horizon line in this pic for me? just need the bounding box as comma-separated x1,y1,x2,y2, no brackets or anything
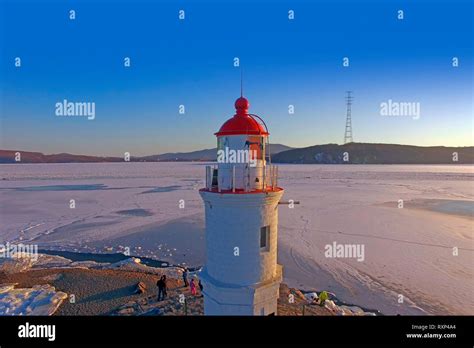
2,141,474,158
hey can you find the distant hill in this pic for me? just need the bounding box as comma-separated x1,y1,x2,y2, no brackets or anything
143,144,293,162
0,144,293,163
0,150,123,163
272,143,474,164
267,144,294,155
2,143,472,164
140,148,216,162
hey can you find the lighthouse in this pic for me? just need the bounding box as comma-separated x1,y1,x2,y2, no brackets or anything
199,96,284,315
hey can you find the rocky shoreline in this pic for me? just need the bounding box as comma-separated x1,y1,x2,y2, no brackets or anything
0,253,376,316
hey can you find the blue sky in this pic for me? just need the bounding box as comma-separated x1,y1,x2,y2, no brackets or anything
0,0,472,156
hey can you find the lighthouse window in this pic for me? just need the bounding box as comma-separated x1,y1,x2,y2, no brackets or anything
248,135,263,159
260,226,270,250
217,137,225,151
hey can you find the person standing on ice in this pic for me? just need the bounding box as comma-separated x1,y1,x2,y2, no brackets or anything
182,268,189,287
190,278,197,296
198,279,203,296
157,275,167,301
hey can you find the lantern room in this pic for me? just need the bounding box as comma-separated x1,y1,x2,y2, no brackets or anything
205,97,279,193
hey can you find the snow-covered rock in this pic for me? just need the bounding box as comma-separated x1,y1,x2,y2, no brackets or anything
0,252,72,273
303,291,376,316
0,284,68,316
0,252,110,273
102,257,183,278
33,254,74,269
0,253,36,273
324,300,376,316
305,292,318,302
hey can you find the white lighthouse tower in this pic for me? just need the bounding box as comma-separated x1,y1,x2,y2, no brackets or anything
199,96,284,315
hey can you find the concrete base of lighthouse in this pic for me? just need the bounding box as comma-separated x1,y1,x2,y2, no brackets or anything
199,189,284,316
200,265,282,316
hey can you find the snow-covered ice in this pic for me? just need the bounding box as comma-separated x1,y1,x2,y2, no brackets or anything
102,256,184,278
0,284,67,315
0,162,473,315
0,251,102,273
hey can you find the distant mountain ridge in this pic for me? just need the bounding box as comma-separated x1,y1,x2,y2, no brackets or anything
0,150,122,163
272,143,474,164
144,144,293,162
0,144,292,164
1,143,472,164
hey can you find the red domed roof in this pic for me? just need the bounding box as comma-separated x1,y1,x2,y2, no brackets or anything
215,97,269,136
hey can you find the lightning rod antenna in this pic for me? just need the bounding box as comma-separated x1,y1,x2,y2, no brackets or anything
240,69,243,97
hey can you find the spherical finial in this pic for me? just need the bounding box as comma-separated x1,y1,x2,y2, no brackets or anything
235,97,249,115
